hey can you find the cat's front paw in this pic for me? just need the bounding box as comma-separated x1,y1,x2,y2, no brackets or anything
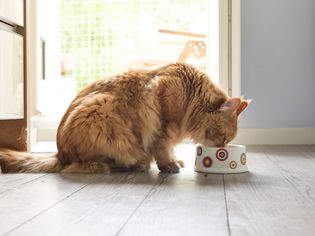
158,161,182,173
177,160,185,168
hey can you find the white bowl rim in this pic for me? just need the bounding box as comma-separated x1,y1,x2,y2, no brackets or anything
197,144,246,149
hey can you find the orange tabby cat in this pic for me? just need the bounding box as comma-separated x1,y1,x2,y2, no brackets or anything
0,63,249,174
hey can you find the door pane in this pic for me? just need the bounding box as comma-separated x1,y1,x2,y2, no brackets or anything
0,29,24,120
0,0,24,26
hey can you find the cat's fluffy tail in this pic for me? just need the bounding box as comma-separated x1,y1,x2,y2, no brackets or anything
0,148,62,173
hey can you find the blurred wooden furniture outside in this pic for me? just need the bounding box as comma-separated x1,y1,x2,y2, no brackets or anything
124,29,206,69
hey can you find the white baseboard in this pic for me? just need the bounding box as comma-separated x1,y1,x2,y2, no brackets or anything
233,128,315,145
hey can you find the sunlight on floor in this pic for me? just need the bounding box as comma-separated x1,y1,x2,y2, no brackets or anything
31,142,197,167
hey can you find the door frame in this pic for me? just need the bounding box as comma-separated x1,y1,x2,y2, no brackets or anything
220,0,241,97
0,0,28,151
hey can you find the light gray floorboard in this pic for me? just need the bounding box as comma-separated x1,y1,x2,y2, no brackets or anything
1,145,315,236
117,144,228,236
263,146,315,205
0,174,103,235
0,174,46,195
224,146,315,236
7,172,166,236
117,167,228,236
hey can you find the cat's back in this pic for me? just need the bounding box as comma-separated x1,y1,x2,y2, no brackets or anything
56,69,161,162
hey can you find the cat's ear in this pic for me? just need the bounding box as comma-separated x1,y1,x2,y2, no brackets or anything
236,99,252,115
220,98,242,114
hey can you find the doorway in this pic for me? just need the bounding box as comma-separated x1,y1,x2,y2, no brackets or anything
29,0,238,152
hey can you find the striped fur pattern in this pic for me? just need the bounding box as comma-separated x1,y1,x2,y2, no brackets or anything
0,63,249,173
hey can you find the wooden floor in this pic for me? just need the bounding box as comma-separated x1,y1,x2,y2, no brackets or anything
1,145,315,236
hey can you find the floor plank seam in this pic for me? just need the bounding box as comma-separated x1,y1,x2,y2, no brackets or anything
301,150,315,160
114,173,169,236
223,175,231,236
0,174,48,196
3,180,94,235
264,152,315,205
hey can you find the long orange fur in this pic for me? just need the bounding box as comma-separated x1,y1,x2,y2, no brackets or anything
0,63,249,174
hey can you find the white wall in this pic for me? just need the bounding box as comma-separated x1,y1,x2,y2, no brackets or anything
240,0,315,128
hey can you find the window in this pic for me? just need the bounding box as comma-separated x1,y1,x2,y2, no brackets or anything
61,0,209,92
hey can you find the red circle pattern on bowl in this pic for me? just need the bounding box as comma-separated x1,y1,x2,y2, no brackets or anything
216,148,229,161
202,156,213,168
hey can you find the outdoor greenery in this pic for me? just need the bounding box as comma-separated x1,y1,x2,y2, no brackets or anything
61,0,207,92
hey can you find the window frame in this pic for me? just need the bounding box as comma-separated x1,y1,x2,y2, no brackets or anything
218,0,241,97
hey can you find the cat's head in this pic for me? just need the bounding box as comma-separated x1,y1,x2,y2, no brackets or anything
193,98,251,147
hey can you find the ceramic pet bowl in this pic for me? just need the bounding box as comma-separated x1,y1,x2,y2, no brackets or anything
194,144,248,174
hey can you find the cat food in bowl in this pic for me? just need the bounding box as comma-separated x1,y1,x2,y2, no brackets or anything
194,144,248,174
